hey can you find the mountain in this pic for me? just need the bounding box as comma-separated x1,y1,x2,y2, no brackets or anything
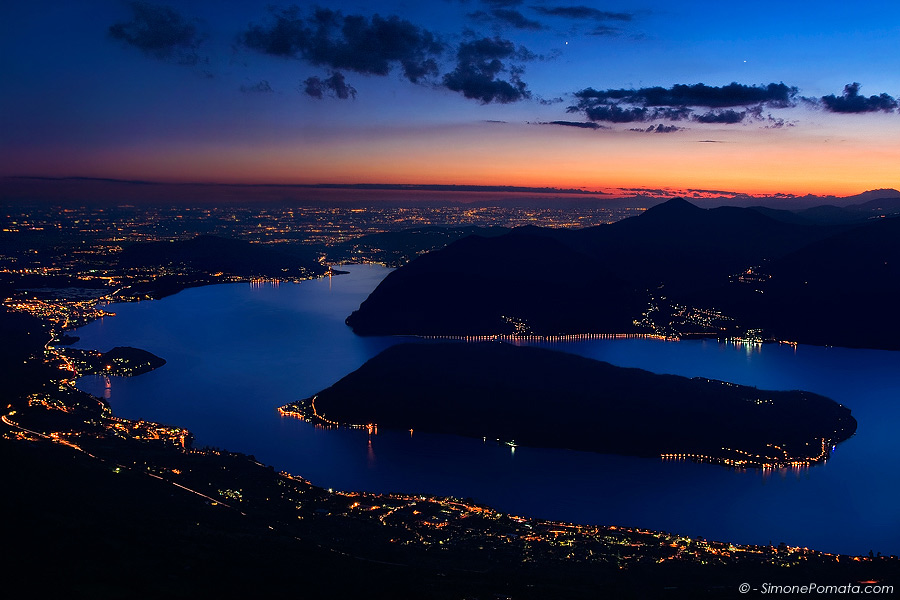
346,231,643,335
747,206,815,225
708,216,900,349
844,188,900,203
348,199,845,336
848,195,900,215
565,199,841,293
347,199,900,349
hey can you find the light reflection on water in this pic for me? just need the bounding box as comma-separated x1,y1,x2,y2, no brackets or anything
73,264,900,555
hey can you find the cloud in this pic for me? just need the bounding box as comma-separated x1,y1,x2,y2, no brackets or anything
303,71,357,100
692,109,745,124
447,0,525,5
442,37,532,103
687,187,745,196
243,7,444,84
530,5,633,21
575,104,648,123
538,120,604,129
469,9,543,30
574,82,797,109
652,106,693,120
109,2,203,65
240,80,273,93
567,104,691,123
588,25,623,36
537,96,564,105
569,82,798,124
629,124,682,133
818,83,898,113
763,114,794,128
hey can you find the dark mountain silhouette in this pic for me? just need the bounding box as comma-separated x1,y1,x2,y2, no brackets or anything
845,188,900,203
750,192,900,226
306,342,856,465
347,232,643,335
564,199,841,293
348,198,892,345
707,216,900,349
347,198,900,349
748,206,816,225
758,204,863,226
849,195,900,214
753,198,900,225
796,205,860,225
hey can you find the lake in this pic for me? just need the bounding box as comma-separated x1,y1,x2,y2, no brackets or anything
73,264,900,556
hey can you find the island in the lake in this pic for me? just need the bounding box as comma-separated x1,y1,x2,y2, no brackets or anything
281,342,857,469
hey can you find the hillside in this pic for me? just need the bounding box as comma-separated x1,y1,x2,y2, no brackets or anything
346,198,900,348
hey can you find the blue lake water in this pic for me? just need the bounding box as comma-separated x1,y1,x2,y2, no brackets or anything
73,264,900,555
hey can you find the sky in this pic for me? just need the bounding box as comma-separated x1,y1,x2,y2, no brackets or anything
1,0,899,198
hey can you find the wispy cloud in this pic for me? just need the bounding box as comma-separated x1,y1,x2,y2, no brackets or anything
303,72,357,100
630,124,682,133
109,2,203,65
530,5,633,21
468,9,544,30
239,80,273,93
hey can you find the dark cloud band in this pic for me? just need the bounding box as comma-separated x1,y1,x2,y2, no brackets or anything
530,5,633,21
574,82,797,109
539,120,604,129
468,9,544,30
569,82,798,124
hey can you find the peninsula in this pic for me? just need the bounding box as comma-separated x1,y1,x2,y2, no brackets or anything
282,342,857,469
58,346,166,377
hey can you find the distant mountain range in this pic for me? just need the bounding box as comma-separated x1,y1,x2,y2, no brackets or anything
347,198,900,350
751,192,900,224
4,176,899,210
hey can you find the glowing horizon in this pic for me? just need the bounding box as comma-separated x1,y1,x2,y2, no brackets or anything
2,1,898,201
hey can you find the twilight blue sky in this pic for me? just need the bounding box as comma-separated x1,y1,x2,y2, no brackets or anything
2,0,899,196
